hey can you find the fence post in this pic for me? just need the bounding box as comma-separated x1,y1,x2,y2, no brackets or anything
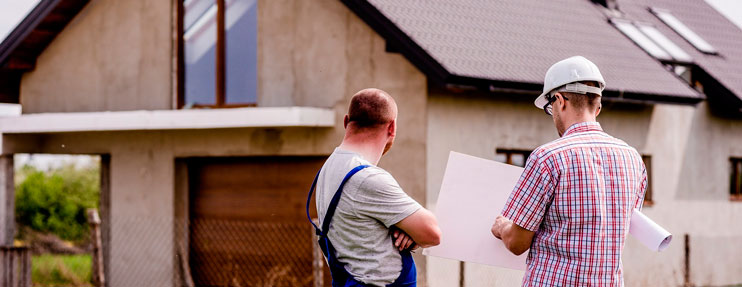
21,248,30,287
311,218,324,287
0,246,30,287
88,209,105,287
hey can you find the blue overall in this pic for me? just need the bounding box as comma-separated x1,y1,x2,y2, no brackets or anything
306,165,417,287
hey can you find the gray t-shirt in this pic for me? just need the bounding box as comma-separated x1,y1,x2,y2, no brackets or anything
316,148,422,286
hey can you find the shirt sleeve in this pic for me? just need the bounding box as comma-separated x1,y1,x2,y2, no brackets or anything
635,165,648,211
352,170,422,228
501,153,555,232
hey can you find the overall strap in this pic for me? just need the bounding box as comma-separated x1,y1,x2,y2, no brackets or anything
306,165,371,237
306,170,322,235
321,165,370,237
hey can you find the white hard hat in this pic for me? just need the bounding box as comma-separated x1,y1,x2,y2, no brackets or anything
534,56,606,110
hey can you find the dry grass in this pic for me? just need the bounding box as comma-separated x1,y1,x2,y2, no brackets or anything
32,254,92,287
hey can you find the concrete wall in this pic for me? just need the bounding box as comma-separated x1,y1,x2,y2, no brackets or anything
426,93,742,287
19,0,173,113
9,0,428,286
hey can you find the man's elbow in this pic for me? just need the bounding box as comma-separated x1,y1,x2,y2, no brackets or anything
417,226,441,248
504,240,530,255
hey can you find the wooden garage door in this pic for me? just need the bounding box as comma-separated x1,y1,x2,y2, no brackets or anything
188,156,326,287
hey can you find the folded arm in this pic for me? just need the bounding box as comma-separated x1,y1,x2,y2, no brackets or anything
394,208,441,248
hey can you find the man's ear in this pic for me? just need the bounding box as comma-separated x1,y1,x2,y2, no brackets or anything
388,119,396,136
344,115,350,129
556,93,567,112
595,104,602,117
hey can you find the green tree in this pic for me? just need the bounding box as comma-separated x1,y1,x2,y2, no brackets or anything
15,164,99,242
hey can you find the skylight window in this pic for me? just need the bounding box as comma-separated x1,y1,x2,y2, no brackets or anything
650,8,717,54
636,24,693,62
611,19,672,61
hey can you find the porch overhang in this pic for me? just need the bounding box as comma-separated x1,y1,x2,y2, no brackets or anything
0,107,336,134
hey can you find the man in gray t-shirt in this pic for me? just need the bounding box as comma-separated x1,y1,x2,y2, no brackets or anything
315,88,440,286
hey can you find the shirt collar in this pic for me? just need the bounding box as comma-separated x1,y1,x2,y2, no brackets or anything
563,121,603,137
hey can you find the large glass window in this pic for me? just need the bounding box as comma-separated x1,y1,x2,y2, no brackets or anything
181,0,257,108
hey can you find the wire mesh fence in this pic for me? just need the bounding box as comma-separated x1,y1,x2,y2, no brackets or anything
19,215,331,287
184,218,329,287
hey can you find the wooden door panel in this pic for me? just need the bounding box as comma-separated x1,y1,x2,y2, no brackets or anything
188,156,327,287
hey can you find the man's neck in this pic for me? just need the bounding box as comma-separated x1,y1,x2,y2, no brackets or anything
565,114,596,129
559,113,597,137
338,135,385,165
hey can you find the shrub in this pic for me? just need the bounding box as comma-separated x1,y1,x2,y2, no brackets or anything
15,164,99,242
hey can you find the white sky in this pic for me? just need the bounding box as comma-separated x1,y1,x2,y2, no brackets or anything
0,0,40,42
704,0,742,30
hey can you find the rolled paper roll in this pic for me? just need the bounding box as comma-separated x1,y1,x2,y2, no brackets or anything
629,209,672,252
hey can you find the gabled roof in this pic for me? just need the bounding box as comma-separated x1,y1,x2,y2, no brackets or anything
618,0,742,115
342,0,706,104
0,0,90,103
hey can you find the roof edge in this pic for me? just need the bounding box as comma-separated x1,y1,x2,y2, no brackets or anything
0,0,62,69
340,0,451,84
448,75,704,106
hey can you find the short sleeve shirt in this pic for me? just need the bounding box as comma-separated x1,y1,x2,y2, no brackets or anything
502,122,647,287
316,148,422,286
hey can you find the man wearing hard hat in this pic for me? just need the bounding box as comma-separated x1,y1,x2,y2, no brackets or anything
491,56,647,286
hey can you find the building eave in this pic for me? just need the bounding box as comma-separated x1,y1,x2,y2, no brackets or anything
0,107,336,134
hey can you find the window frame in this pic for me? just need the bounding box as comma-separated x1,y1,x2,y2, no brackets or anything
641,155,653,206
650,7,718,55
731,158,742,201
177,0,258,109
635,23,693,63
610,18,693,64
494,149,532,168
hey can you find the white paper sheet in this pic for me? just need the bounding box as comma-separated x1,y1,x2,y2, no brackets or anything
423,151,528,270
423,151,672,270
629,209,672,252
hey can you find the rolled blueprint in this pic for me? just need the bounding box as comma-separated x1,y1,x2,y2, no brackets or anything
629,209,672,252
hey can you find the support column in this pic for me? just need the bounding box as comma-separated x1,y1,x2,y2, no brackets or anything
0,155,14,246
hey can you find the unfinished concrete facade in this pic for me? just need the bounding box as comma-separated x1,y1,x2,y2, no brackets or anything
3,0,427,285
425,94,742,287
1,0,741,286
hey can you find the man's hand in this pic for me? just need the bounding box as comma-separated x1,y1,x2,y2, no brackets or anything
491,215,509,239
490,215,535,255
392,229,418,252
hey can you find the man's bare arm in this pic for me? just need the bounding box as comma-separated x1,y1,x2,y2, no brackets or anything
394,208,441,248
491,215,535,255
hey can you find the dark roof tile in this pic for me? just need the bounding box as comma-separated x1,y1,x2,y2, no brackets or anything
363,0,701,101
618,0,742,102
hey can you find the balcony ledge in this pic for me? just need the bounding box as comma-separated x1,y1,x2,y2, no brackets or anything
0,107,335,134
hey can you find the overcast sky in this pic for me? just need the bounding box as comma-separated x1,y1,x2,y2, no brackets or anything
0,0,40,41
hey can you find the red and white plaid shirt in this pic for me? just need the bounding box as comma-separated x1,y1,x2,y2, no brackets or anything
502,122,647,287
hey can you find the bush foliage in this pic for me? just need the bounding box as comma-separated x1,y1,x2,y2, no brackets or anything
15,164,99,242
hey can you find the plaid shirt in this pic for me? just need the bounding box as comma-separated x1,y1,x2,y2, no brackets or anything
502,122,647,287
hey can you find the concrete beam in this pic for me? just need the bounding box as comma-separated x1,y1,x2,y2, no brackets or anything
0,155,14,245
0,107,335,134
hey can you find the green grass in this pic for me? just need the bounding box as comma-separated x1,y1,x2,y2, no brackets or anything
32,254,92,287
